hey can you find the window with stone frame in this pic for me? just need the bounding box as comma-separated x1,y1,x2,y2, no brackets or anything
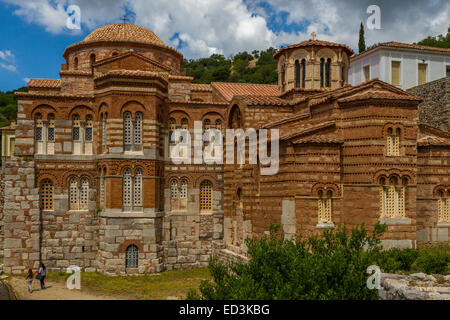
386,127,400,156
318,190,333,223
438,190,450,222
40,179,54,211
101,113,108,153
133,168,143,208
380,176,407,219
100,167,106,207
123,168,133,209
200,180,213,212
80,177,89,210
180,179,188,210
69,177,79,210
125,245,138,268
124,111,143,153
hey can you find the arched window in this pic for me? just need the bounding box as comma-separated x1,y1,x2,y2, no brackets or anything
100,168,106,207
320,58,325,87
318,190,333,223
180,179,188,199
101,113,107,153
203,119,211,145
40,179,54,211
46,114,55,155
200,180,213,212
133,168,143,207
133,112,143,151
125,245,138,268
80,177,89,210
386,127,400,156
438,190,450,222
35,113,44,154
169,118,176,144
123,168,133,209
380,176,406,219
215,119,222,130
295,60,300,88
74,57,78,70
69,177,79,210
325,58,331,87
301,59,306,88
170,179,178,199
90,53,96,67
181,118,188,130
85,115,93,142
124,112,133,150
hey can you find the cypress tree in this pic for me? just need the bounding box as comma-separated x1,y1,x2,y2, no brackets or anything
359,22,366,53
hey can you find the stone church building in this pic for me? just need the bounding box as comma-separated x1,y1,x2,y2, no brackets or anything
1,24,449,274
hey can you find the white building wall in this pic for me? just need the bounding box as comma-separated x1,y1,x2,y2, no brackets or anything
350,48,450,90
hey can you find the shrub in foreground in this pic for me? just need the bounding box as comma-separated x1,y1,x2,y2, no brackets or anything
188,223,386,300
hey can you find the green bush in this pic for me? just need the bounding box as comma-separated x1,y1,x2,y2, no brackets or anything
377,248,419,273
188,222,386,300
411,246,450,274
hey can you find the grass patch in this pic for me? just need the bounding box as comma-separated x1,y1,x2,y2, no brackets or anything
46,268,210,300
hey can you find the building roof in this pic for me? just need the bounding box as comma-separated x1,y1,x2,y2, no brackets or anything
211,82,278,102
337,90,422,104
191,84,212,91
351,41,450,61
94,70,169,82
83,23,166,47
274,39,354,59
0,121,16,131
235,95,292,106
28,79,61,88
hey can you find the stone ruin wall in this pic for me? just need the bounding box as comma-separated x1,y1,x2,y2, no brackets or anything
407,76,449,132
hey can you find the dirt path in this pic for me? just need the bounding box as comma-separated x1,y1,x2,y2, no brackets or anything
7,277,123,300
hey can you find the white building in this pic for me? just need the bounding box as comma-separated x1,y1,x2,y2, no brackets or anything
349,42,450,90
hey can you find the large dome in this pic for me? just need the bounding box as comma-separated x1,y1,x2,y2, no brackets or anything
82,23,166,47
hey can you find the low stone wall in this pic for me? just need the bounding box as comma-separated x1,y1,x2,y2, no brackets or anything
407,76,449,132
379,272,450,300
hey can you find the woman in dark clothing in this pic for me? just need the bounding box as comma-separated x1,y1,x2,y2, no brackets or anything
38,262,47,289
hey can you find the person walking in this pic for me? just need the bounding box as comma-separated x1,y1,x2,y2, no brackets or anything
26,269,34,293
37,263,47,290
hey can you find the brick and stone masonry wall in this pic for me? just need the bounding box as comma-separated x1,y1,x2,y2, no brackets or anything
2,158,40,274
407,76,449,132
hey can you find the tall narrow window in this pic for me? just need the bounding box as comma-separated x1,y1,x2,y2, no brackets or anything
125,245,138,268
295,60,300,88
133,168,143,208
318,190,333,223
325,58,331,87
301,59,306,88
74,57,78,70
84,115,93,155
418,63,427,85
380,176,406,219
123,168,133,210
391,61,401,86
180,179,188,210
69,178,79,210
40,179,54,211
363,65,370,81
100,168,106,207
320,58,324,87
124,112,133,151
35,114,44,154
90,54,96,67
72,114,81,154
169,118,176,144
386,127,400,156
80,177,89,210
46,114,55,155
200,180,213,212
438,190,450,223
102,113,107,153
170,179,179,211
215,119,222,130
134,112,143,151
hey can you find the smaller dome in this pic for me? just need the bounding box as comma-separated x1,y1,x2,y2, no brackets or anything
82,23,166,47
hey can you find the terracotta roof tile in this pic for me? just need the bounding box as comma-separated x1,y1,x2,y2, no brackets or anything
168,75,194,81
338,91,422,103
236,95,291,106
191,84,212,91
28,79,61,88
418,136,450,146
280,121,336,141
211,82,278,102
83,24,166,47
274,40,354,58
94,70,169,82
0,122,17,131
294,135,343,144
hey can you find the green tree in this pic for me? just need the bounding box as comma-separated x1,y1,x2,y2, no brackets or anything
359,22,366,53
416,27,450,48
188,222,386,300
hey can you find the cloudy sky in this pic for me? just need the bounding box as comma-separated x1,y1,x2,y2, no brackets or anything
0,0,448,91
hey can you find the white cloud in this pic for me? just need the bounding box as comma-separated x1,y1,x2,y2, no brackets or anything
0,49,17,72
23,77,30,83
1,0,449,57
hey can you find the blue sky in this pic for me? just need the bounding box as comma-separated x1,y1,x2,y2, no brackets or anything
0,0,448,92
